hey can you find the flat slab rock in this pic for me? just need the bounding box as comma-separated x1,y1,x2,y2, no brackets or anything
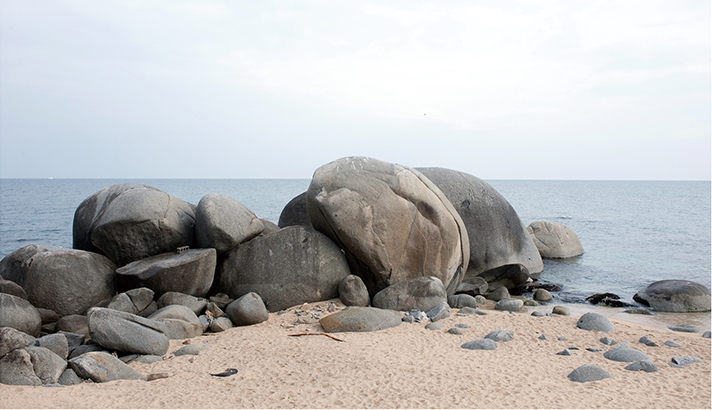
69,351,144,383
318,307,402,333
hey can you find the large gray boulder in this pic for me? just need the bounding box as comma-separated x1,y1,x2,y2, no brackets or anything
0,327,35,358
87,307,169,356
576,312,615,332
0,245,116,317
218,226,350,312
416,167,542,290
307,157,469,297
69,351,144,383
106,288,155,316
372,276,447,312
527,221,584,259
147,305,203,340
0,348,41,386
0,293,42,337
278,192,311,228
195,194,265,253
319,307,402,333
225,292,269,326
31,333,69,360
73,184,196,267
25,345,67,384
116,249,216,298
633,280,711,312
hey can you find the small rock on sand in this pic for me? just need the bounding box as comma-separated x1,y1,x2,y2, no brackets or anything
567,364,611,383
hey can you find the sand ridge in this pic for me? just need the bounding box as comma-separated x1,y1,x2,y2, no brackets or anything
1,300,710,409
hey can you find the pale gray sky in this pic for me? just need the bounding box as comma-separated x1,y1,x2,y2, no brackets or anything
1,1,709,180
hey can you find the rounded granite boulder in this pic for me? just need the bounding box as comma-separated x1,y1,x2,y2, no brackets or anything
307,157,469,296
527,221,584,259
576,312,615,333
195,193,265,254
633,280,710,312
0,294,42,337
567,364,611,383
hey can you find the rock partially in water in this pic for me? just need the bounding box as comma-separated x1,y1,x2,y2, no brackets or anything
633,280,711,312
667,324,700,333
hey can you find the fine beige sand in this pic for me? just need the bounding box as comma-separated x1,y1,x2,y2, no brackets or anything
1,300,710,409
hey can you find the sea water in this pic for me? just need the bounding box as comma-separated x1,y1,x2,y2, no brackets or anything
1,178,709,329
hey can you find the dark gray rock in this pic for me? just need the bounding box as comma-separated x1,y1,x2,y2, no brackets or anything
667,324,700,333
87,307,169,356
0,348,41,385
195,193,264,253
208,293,233,310
225,292,269,326
36,308,60,325
585,292,634,308
461,339,498,350
117,249,216,298
486,286,510,301
25,345,67,384
586,348,603,352
157,292,208,316
639,336,657,347
485,329,514,342
633,280,711,312
454,277,488,297
538,334,547,340
447,327,466,335
205,302,226,319
147,305,203,340
576,312,615,332
0,245,116,317
307,158,470,297
0,293,42,337
625,360,658,372
531,311,546,317
278,192,311,228
174,343,211,356
55,315,88,339
533,288,553,302
0,327,35,358
558,337,569,341
425,322,446,331
0,279,27,299
603,347,650,362
69,351,144,383
209,316,233,333
663,340,680,348
417,167,542,286
567,364,611,383
523,300,539,306
426,302,450,322
703,331,711,338
494,298,524,312
372,276,447,313
32,333,69,360
218,226,350,312
448,294,480,309
455,323,471,329
600,337,616,346
624,309,652,315
338,275,370,307
318,307,402,333
671,356,702,366
527,221,584,259
459,307,488,316
68,344,107,360
57,368,84,385
74,184,196,267
557,348,572,356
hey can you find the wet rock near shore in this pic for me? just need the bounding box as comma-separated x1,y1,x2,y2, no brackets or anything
633,280,711,312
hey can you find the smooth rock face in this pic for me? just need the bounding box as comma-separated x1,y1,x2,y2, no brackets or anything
372,277,447,312
666,324,700,333
147,305,204,340
25,345,67,384
157,292,208,316
576,312,615,332
307,157,470,297
603,347,650,362
455,276,488,297
0,348,42,386
426,302,451,322
218,226,350,312
32,333,69,360
484,329,514,342
0,279,27,299
624,360,658,372
533,288,553,302
671,356,702,366
0,293,41,337
69,351,144,383
486,286,511,301
87,307,169,356
225,292,269,326
278,192,312,228
116,249,217,298
174,343,211,357
0,245,116,317
527,221,584,259
494,298,524,312
447,294,480,309
567,364,611,383
319,307,402,333
416,167,543,283
633,280,711,312
338,275,370,307
552,306,570,316
195,194,265,253
75,184,196,267
461,339,498,350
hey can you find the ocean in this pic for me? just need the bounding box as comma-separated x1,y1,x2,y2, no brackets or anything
1,178,710,328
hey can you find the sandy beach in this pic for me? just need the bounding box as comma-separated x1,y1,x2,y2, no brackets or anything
0,299,709,409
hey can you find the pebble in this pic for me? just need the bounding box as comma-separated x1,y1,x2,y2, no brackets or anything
671,356,702,366
147,372,171,381
538,334,547,340
639,336,657,347
600,337,616,346
664,340,680,348
568,346,579,350
703,331,711,339
552,306,570,316
531,311,546,317
425,322,446,331
557,349,572,356
447,327,466,335
455,323,471,329
586,348,603,352
558,337,568,342
625,360,658,372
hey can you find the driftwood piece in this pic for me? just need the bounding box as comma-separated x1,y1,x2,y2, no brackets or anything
288,332,345,342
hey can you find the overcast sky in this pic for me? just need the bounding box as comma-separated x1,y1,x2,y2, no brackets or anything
0,1,709,180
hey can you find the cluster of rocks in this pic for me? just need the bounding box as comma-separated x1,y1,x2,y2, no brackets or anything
0,156,710,386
